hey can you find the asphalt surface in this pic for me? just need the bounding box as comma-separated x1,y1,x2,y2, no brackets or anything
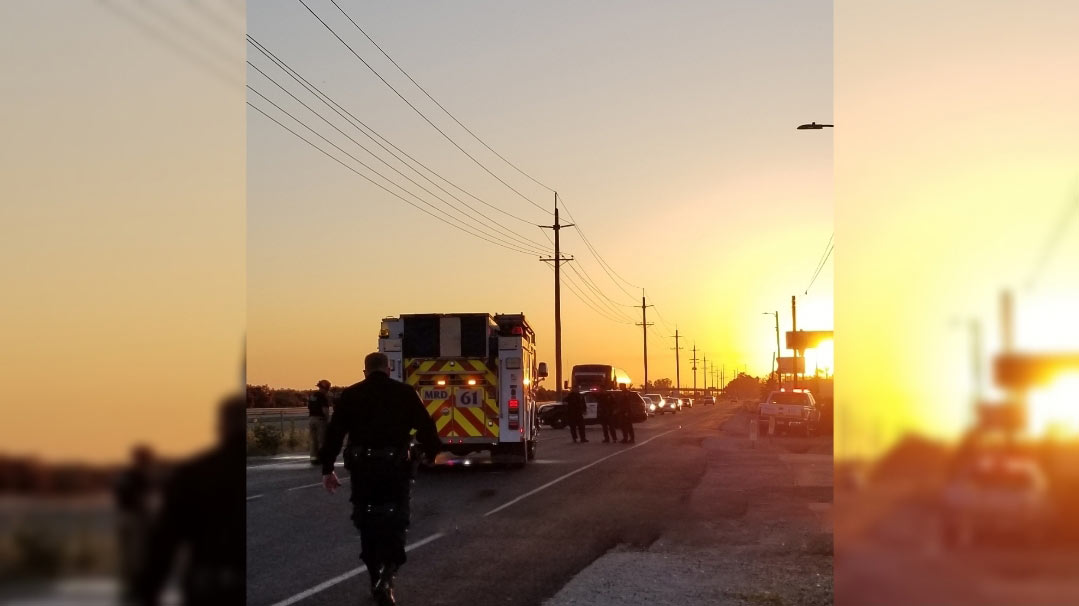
247,404,720,606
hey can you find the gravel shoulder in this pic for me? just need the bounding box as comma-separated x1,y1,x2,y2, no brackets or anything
544,405,834,606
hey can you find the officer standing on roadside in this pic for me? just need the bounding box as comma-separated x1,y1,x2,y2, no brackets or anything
320,353,442,606
308,379,332,466
598,391,616,443
618,385,636,444
565,390,588,443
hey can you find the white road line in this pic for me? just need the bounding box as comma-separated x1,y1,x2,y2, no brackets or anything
483,427,680,517
247,494,264,501
267,532,445,606
286,477,350,492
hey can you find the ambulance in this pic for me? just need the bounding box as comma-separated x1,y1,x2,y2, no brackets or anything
378,313,547,465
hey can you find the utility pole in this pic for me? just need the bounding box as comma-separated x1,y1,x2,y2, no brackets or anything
721,364,725,389
539,193,573,405
791,295,798,389
690,343,698,396
636,292,654,389
672,329,683,394
764,311,780,386
702,355,708,395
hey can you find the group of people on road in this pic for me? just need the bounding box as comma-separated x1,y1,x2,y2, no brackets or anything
563,386,637,444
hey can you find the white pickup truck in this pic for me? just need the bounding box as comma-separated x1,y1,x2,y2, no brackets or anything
758,389,820,436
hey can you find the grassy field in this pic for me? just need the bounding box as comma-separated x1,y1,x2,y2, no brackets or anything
247,417,311,457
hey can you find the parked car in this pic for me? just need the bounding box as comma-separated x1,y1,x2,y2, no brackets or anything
757,389,820,435
641,395,656,417
644,393,665,415
645,393,677,414
537,401,566,429
625,391,649,423
940,453,1051,548
541,392,648,426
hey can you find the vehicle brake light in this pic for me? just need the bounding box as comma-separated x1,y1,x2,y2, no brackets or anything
512,326,524,335
508,398,520,430
437,379,446,386
467,379,477,386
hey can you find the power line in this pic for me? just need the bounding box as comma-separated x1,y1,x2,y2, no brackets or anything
804,243,834,295
555,196,641,300
1026,185,1079,291
295,0,551,215
651,302,677,334
247,99,541,256
565,263,637,323
246,35,547,230
326,0,556,194
246,57,549,255
804,232,834,295
544,263,633,325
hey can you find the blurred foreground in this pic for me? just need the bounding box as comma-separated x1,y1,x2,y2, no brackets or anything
836,430,1079,605
0,397,245,605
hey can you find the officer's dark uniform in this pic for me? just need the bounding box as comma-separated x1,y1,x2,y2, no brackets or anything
565,391,588,442
139,397,245,606
618,391,636,443
320,369,441,604
598,392,616,443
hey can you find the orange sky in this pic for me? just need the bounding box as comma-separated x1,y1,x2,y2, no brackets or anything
835,0,1079,459
0,3,245,464
246,1,833,392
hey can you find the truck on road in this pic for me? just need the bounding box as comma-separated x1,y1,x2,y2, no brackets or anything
758,389,820,436
378,313,547,465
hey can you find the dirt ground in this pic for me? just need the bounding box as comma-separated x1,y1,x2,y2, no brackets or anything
545,405,834,606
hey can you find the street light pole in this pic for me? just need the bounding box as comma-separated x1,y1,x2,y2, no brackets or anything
763,311,779,386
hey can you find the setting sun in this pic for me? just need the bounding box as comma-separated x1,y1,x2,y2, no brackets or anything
803,338,834,377
1027,372,1079,437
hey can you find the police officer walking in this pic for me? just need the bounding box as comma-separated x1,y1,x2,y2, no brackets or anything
564,390,588,443
320,353,442,606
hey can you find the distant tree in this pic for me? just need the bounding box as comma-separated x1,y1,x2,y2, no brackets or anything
246,385,272,408
652,378,672,391
724,373,762,400
535,386,558,401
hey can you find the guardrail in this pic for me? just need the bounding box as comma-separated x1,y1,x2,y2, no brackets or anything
247,407,308,417
246,408,310,435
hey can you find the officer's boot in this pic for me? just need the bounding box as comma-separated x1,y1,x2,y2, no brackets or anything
374,563,398,606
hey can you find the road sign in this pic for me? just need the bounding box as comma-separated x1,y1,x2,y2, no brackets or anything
777,357,805,374
786,330,833,351
994,353,1079,388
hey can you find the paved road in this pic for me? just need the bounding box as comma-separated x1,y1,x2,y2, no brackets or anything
247,404,722,606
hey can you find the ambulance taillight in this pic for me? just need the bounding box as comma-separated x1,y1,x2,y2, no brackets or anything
508,398,520,430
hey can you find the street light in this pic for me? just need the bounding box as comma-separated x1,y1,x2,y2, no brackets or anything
796,122,833,130
763,311,780,385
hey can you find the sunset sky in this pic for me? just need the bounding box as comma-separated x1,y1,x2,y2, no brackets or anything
836,0,1079,458
246,0,834,392
6,2,1074,466
0,2,245,463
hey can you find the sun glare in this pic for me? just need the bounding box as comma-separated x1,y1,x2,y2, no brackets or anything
802,339,834,377
1027,372,1079,437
